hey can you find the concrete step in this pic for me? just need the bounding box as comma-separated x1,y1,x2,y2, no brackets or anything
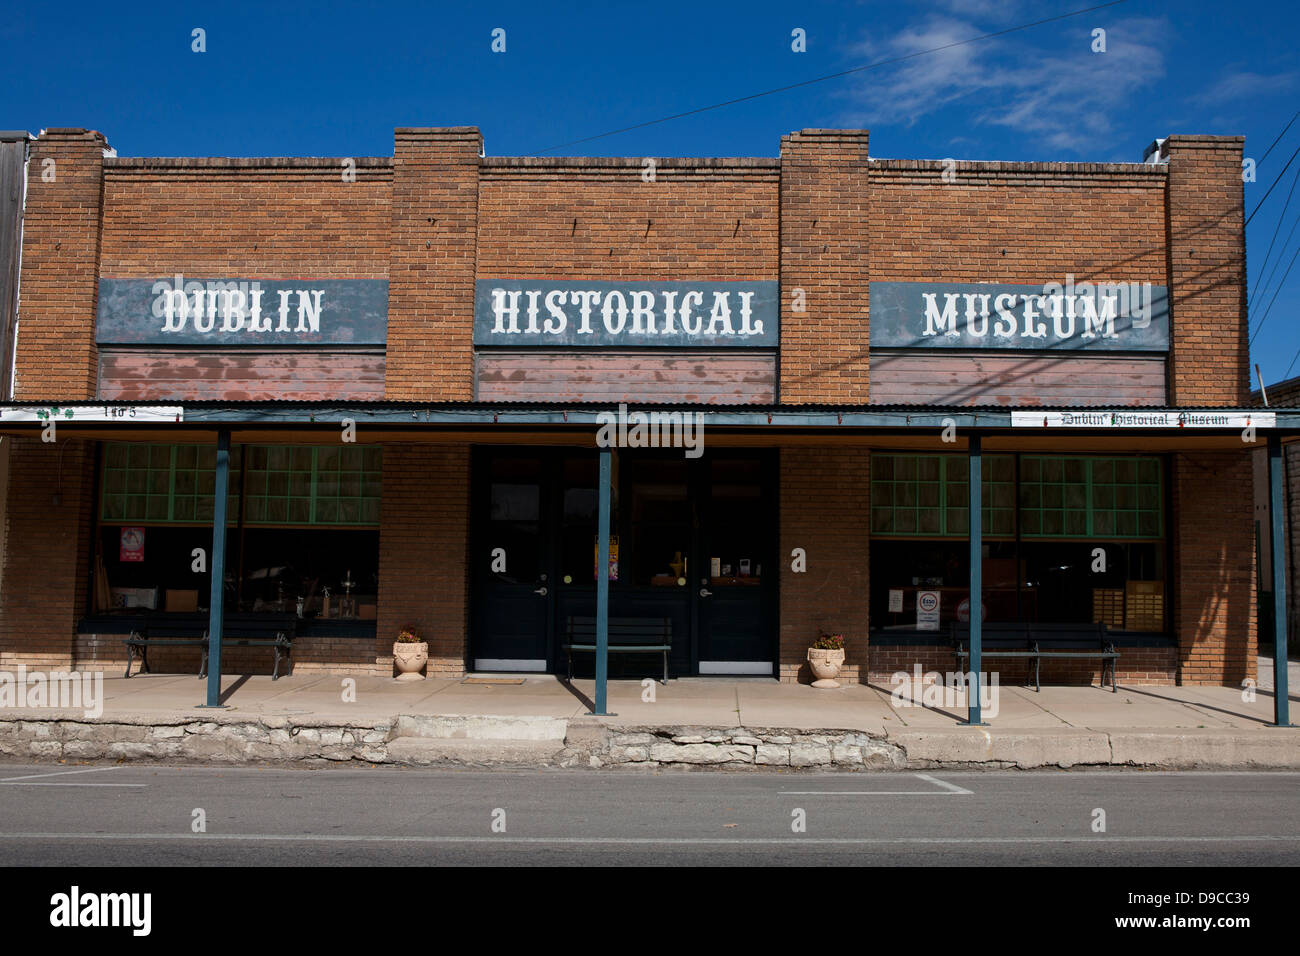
385,736,567,766
391,714,568,742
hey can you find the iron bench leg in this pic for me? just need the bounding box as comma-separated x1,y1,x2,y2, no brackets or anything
1034,653,1041,693
124,641,144,679
199,646,208,679
662,648,668,685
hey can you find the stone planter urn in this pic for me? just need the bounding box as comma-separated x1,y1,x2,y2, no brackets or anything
807,647,846,688
393,641,428,681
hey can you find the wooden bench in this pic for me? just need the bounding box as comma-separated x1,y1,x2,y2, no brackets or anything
124,612,298,680
950,621,1119,692
563,616,673,685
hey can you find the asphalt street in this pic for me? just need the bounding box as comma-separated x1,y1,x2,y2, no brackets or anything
0,763,1296,866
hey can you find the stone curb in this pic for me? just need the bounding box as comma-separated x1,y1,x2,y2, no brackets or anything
1,714,1297,770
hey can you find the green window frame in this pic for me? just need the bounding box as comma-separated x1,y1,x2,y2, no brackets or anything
242,444,382,527
100,443,382,527
100,443,241,524
870,454,1016,537
1019,456,1162,539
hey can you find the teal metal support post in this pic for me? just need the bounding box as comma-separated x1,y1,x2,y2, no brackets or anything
1269,435,1290,727
592,446,612,716
965,435,984,725
201,430,231,708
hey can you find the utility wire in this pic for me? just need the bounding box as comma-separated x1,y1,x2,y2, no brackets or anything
529,0,1127,154
1250,243,1300,346
1246,141,1300,227
1259,109,1300,166
1248,164,1300,312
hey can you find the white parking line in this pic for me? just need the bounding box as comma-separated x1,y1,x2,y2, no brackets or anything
0,766,145,787
0,767,125,783
779,773,972,796
0,832,1292,845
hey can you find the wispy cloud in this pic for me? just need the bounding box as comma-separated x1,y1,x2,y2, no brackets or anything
1196,70,1298,106
839,14,1167,154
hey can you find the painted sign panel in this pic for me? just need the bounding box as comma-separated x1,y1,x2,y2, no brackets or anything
474,280,779,348
1010,410,1274,429
871,280,1169,351
97,277,388,346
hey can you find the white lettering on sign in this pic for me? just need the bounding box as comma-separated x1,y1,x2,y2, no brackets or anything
922,290,1122,342
153,276,326,337
488,287,769,340
1010,411,1276,429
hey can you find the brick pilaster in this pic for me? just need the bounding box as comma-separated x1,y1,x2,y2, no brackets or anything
1170,451,1256,685
778,446,871,682
0,437,97,668
1163,135,1248,406
386,128,481,400
16,128,107,399
778,129,870,403
376,443,470,675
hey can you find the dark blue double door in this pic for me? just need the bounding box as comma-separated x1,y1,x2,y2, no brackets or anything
470,447,777,677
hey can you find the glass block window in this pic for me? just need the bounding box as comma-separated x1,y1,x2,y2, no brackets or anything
1020,456,1162,539
101,443,381,527
101,443,241,524
243,445,381,526
870,454,1015,537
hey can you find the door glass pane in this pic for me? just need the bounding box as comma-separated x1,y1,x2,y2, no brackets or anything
708,458,765,584
626,457,689,587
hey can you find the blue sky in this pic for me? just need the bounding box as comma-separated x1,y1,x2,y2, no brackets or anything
3,0,1298,385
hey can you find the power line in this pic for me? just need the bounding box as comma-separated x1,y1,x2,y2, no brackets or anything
529,0,1127,155
1248,164,1300,312
1250,243,1300,346
1250,212,1300,334
1246,141,1300,227
1283,337,1300,380
1259,109,1300,166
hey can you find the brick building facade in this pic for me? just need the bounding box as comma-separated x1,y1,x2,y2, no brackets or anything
0,125,1277,690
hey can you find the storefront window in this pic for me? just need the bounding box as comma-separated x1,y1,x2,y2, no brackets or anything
94,442,381,623
869,453,1168,634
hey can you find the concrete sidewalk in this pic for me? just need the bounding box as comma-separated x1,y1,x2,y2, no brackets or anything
1,663,1297,770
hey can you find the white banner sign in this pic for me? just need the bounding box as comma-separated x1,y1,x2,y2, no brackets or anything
1010,410,1274,429
0,406,184,423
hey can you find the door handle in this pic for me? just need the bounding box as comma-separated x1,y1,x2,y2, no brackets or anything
699,588,712,598
533,586,548,596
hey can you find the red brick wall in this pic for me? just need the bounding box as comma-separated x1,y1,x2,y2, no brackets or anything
1170,451,1257,684
375,443,470,676
779,130,871,403
386,128,481,401
15,129,106,399
1164,135,1249,406
778,445,871,682
0,438,96,668
476,159,779,403
99,158,391,279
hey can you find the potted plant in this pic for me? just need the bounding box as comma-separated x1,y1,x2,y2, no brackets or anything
393,625,428,681
807,630,846,688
